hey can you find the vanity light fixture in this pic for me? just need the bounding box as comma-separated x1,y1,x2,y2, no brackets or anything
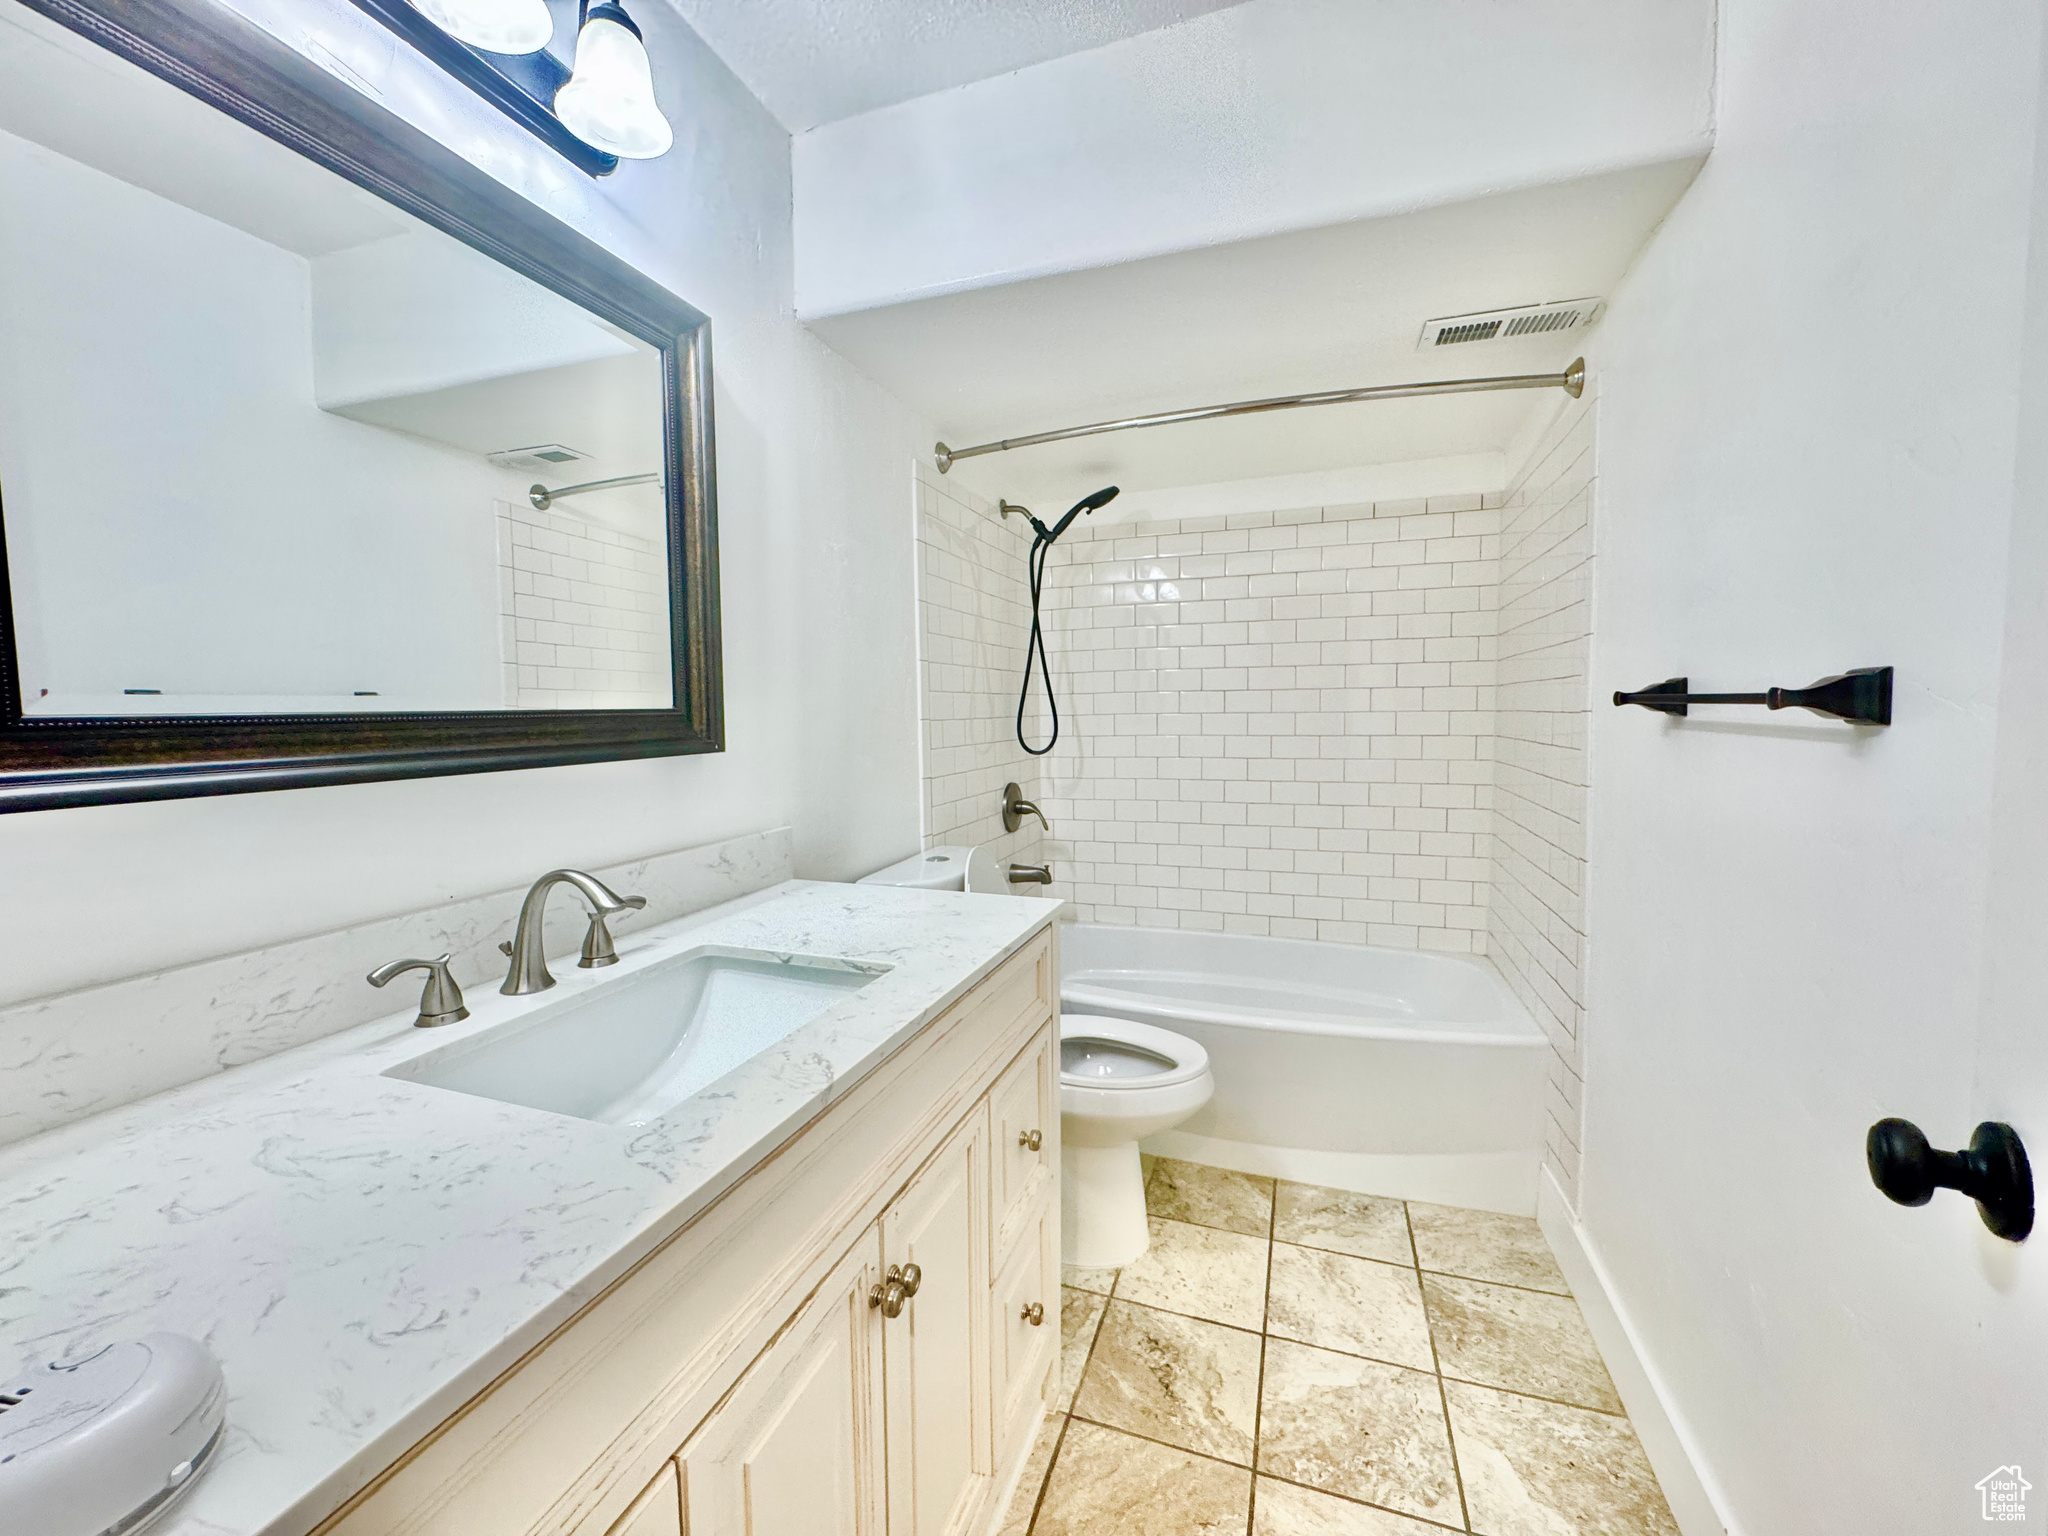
350,0,673,175
406,0,552,56
554,0,673,160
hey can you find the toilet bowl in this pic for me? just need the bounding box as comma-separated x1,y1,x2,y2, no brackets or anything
1060,1013,1213,1268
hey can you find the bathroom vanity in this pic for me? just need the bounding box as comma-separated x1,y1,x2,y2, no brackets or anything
331,916,1059,1536
0,882,1061,1536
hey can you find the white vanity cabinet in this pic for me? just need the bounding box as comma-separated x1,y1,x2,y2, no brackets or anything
676,1230,885,1536
881,1113,993,1536
317,925,1059,1536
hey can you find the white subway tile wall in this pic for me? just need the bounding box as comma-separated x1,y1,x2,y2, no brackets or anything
914,464,1047,874
1488,396,1596,1201
1030,495,1502,951
496,499,672,709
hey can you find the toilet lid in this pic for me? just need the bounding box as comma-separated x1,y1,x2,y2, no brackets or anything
1059,1013,1209,1089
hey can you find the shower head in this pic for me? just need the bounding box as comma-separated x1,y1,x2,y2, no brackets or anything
1044,484,1119,543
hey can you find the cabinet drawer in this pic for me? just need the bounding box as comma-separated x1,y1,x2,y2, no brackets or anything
990,1197,1057,1468
988,1024,1056,1265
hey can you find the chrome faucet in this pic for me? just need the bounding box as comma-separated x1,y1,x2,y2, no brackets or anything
500,869,647,995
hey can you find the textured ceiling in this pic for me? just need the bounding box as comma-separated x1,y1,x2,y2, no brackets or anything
660,0,1249,131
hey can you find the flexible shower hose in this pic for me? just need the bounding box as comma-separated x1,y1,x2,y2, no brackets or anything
1015,485,1119,755
1018,528,1059,754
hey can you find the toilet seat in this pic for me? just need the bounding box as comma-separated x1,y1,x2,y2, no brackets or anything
1058,1012,1215,1267
1059,1014,1208,1090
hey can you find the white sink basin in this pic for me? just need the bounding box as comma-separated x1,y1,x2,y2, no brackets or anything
389,947,887,1126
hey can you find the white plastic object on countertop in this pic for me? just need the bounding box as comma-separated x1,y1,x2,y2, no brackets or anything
0,1332,225,1536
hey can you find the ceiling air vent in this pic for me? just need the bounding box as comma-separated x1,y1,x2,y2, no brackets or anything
1417,298,1605,351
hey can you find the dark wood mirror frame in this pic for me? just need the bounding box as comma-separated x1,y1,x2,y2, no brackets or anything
0,0,722,814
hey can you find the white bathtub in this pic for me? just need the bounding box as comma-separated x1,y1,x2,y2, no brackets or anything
1060,924,1548,1213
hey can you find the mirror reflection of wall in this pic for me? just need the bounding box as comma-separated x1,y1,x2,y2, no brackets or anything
0,7,672,716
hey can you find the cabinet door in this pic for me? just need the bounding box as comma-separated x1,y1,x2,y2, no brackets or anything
608,1463,681,1536
882,1110,992,1536
990,1197,1058,1473
677,1226,884,1536
987,1026,1056,1265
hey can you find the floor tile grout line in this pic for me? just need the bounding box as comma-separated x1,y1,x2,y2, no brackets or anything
1409,1198,1474,1534
1258,1326,1455,1381
1092,1288,1266,1338
1254,1469,1471,1535
1066,1412,1261,1474
1436,1371,1629,1420
1418,1267,1575,1299
1272,1234,1433,1270
1274,1232,1572,1298
1020,1410,1072,1536
1057,1411,1473,1535
1247,1179,1277,1536
1026,1277,1117,1536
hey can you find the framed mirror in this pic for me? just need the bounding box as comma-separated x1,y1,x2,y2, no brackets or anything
0,0,720,812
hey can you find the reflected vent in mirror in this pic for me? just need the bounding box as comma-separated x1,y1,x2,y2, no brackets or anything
1418,298,1605,349
487,443,594,472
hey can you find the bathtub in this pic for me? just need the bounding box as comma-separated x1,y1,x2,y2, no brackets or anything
1060,924,1548,1214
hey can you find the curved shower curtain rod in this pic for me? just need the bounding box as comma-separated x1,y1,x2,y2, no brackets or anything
933,357,1584,473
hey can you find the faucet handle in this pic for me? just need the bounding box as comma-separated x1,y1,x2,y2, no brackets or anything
580,910,624,968
1002,781,1049,833
574,876,644,969
366,953,470,1028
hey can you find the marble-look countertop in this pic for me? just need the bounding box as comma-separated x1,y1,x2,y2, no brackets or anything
0,880,1059,1536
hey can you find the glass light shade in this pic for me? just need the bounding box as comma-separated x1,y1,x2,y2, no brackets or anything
408,0,553,54
555,13,673,159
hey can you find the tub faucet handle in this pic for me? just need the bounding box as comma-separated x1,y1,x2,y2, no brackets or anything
367,953,469,1028
1001,782,1049,833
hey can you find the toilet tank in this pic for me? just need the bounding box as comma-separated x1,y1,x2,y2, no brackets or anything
856,846,1006,893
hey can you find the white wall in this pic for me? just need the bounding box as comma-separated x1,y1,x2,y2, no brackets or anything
0,0,928,1010
1577,0,2045,1528
792,0,1716,316
0,127,513,710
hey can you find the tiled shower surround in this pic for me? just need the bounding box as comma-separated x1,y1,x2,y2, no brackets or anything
913,463,1047,873
497,498,671,709
1487,397,1596,1199
912,400,1595,1197
1030,493,1502,952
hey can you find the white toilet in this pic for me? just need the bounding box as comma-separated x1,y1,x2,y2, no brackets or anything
1060,1013,1213,1268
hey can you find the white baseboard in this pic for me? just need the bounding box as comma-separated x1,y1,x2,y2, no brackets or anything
1144,1129,1538,1216
1536,1169,1742,1536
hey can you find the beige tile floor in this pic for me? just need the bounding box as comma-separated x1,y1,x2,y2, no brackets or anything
997,1158,1679,1536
